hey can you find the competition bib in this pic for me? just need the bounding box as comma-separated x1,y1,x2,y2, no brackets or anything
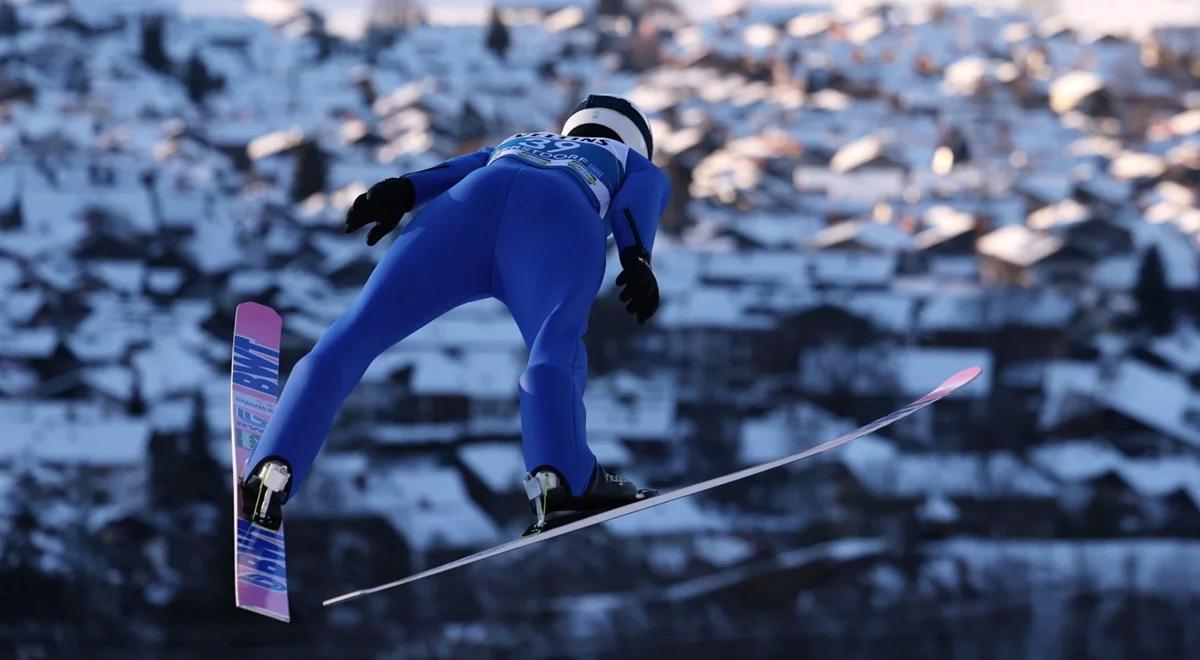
488,132,628,216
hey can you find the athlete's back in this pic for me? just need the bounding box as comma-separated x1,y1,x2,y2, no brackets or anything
488,131,634,216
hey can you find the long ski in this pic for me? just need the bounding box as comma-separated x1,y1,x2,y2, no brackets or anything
323,366,983,607
230,302,290,622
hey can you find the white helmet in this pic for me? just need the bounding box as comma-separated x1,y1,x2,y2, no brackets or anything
562,94,654,160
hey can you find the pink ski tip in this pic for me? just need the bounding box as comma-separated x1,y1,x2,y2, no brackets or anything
939,366,983,392
234,302,283,346
236,301,282,324
913,366,982,405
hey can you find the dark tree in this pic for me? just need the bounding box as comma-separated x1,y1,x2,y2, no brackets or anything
126,372,146,417
353,72,378,108
1,464,42,572
1134,246,1173,335
0,192,21,229
290,139,328,203
145,393,225,530
140,15,170,73
365,0,423,54
181,391,226,516
586,287,639,375
485,7,510,61
184,53,208,104
942,125,971,164
311,30,333,61
458,101,487,141
0,461,74,630
184,52,222,105
0,1,19,36
597,0,628,17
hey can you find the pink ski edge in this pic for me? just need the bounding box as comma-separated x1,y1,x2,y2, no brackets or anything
237,579,291,618
230,303,290,622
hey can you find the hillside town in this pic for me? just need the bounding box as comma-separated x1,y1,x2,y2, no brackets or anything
1,0,1199,656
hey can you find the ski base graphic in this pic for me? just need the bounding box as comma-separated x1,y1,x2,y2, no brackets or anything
323,366,983,607
230,302,290,622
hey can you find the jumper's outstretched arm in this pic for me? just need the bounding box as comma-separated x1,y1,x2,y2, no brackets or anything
346,147,495,245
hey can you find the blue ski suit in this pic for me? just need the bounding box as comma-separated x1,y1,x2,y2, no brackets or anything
248,132,671,498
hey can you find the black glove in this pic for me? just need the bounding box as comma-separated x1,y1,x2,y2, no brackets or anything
345,177,416,246
616,246,659,325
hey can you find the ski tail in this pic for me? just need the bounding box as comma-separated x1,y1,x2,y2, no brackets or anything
322,366,984,607
230,302,290,622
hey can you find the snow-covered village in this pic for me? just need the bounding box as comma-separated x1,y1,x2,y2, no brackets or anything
1,0,1199,656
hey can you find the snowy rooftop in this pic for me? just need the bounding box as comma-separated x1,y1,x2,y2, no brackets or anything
585,372,677,440
739,401,854,465
809,219,913,252
977,225,1064,267
1030,440,1200,504
935,538,1200,596
840,437,1057,499
1094,359,1200,449
300,455,500,551
458,441,526,494
0,415,150,467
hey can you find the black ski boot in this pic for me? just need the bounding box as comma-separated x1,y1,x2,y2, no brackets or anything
240,459,292,531
522,463,657,536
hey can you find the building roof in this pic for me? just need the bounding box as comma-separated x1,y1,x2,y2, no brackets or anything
458,441,525,494
936,538,1200,596
0,415,150,467
1095,359,1200,449
976,225,1064,268
809,251,899,287
299,455,500,551
914,206,976,250
1030,440,1200,505
1026,199,1090,232
841,437,1056,499
809,220,913,252
585,372,677,440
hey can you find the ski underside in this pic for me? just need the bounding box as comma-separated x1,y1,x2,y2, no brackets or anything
230,302,290,622
323,366,983,607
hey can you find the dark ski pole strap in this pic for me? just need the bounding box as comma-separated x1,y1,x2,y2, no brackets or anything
623,208,649,261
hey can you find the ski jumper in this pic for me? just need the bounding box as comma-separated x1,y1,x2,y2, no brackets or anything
247,132,671,497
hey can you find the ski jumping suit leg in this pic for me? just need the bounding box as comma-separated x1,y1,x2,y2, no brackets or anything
494,164,605,497
247,159,604,498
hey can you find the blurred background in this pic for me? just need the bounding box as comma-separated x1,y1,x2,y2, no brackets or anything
2,0,1199,657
